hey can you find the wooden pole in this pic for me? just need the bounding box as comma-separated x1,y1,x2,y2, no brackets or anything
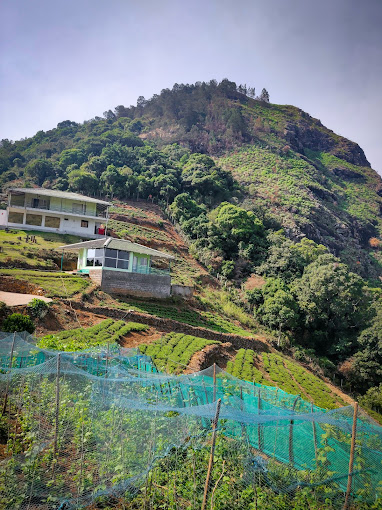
343,403,358,510
289,396,300,465
201,398,222,510
258,388,263,451
2,332,16,416
311,403,318,461
213,363,216,402
53,354,61,463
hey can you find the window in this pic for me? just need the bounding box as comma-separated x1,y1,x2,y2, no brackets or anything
10,194,25,207
73,203,86,214
45,216,60,228
86,249,95,267
8,212,23,224
26,214,42,226
81,220,89,228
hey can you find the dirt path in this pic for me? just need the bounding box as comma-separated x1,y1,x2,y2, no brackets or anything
0,291,52,306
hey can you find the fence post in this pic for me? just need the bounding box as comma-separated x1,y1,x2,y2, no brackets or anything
343,403,358,510
258,388,263,451
311,403,318,461
289,396,300,464
213,363,216,402
2,332,16,416
201,398,222,510
53,354,61,464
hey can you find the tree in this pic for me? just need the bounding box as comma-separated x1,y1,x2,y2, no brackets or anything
2,313,35,333
169,193,205,223
208,202,265,261
257,289,300,343
67,169,98,194
352,306,382,389
59,149,86,170
259,233,328,282
259,88,270,102
293,254,371,355
25,159,54,185
100,165,127,198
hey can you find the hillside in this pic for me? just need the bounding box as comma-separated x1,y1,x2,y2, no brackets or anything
1,79,382,421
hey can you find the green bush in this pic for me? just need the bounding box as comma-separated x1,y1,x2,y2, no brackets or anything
2,313,35,334
27,298,50,319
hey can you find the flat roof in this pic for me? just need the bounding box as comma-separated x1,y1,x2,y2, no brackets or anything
8,188,110,206
59,237,175,260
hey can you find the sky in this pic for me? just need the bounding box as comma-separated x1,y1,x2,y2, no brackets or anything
1,0,381,174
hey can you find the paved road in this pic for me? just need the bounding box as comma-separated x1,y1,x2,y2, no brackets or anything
0,291,52,306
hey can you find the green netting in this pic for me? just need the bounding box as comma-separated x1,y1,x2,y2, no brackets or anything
0,332,381,509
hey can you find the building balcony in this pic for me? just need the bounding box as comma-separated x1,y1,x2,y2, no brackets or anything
9,203,108,219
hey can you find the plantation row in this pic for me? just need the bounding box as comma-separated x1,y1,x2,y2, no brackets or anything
38,319,148,351
116,299,251,336
139,332,219,374
226,349,346,410
226,349,272,386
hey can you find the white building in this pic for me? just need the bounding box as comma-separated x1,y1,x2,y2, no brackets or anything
0,188,110,238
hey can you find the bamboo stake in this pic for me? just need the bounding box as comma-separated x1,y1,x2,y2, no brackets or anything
53,354,61,464
343,403,358,510
213,363,216,402
2,332,16,416
311,403,318,461
289,396,300,464
258,388,263,451
201,398,222,510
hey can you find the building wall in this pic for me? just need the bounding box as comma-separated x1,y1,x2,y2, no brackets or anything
91,268,171,299
171,284,194,298
6,207,98,237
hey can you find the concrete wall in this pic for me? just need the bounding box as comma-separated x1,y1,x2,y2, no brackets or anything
92,268,171,299
171,284,194,298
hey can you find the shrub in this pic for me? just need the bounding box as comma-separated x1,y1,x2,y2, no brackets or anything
28,298,50,319
2,313,35,334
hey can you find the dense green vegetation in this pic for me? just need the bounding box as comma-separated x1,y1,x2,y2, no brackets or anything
38,319,148,351
139,332,219,373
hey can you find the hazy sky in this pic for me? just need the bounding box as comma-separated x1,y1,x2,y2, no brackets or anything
1,0,381,174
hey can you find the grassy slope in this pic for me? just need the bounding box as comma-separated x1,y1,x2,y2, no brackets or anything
0,229,80,269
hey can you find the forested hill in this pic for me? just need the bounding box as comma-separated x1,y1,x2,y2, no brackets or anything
1,78,382,412
1,79,381,281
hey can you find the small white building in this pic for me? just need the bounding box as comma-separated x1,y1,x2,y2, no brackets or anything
0,188,110,238
60,237,175,299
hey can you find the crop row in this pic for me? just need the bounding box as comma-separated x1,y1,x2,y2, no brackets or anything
282,358,345,409
38,319,148,351
116,300,251,337
261,353,302,396
226,349,272,386
108,219,170,242
139,332,219,374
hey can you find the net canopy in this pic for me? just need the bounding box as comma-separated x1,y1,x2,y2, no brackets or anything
0,332,381,509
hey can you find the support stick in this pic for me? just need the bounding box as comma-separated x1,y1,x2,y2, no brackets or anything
213,363,216,402
53,354,61,464
343,403,358,510
2,332,16,416
289,396,300,465
258,388,263,451
201,398,222,510
311,403,318,461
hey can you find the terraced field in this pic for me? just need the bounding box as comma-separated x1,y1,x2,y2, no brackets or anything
226,349,347,409
113,298,253,336
1,269,90,297
38,318,148,351
139,332,219,374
